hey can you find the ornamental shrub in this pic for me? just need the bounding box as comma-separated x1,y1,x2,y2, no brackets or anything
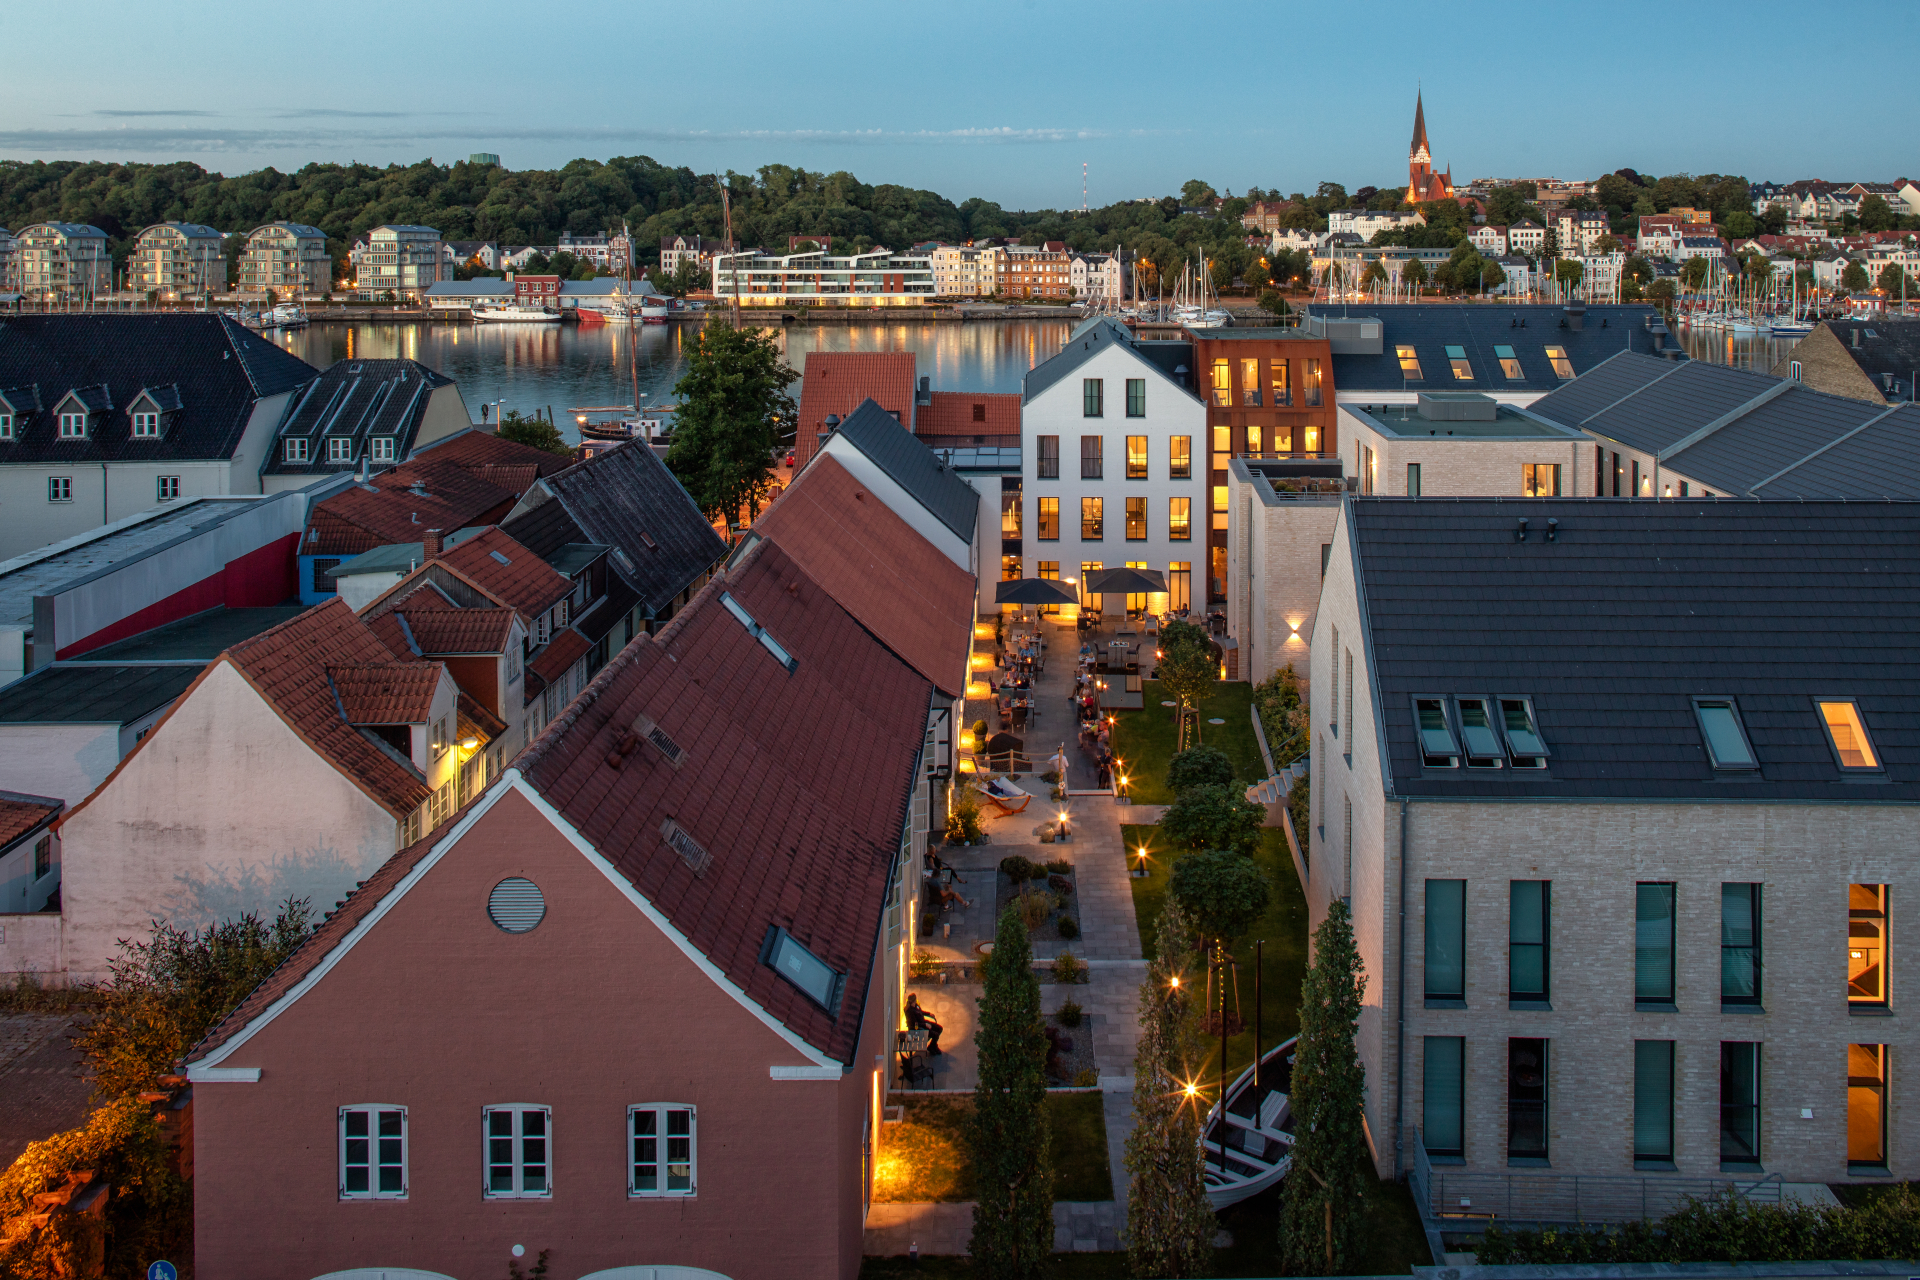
1167,743,1234,795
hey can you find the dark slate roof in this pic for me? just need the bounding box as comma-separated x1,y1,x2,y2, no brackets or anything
262,358,453,479
79,606,307,662
828,399,980,543
1304,303,1665,394
1022,317,1197,405
1663,385,1887,494
1576,360,1781,456
1524,350,1679,427
0,314,317,464
1351,498,1920,802
503,441,727,617
1753,404,1920,499
1824,319,1920,400
0,664,198,725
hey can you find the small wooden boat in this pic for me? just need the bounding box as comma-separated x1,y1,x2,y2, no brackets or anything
1201,1035,1297,1209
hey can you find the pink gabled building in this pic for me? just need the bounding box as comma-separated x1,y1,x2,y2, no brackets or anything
184,536,937,1280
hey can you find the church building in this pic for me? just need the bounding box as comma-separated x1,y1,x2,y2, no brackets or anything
1406,91,1454,204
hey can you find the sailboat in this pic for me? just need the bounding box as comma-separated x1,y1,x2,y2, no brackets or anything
1772,269,1813,336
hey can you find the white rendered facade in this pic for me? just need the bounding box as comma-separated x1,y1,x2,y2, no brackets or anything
356,225,446,299
15,224,112,301
713,247,935,307
132,223,225,299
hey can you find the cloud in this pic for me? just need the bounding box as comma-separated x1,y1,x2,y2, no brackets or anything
272,109,463,119
91,110,219,118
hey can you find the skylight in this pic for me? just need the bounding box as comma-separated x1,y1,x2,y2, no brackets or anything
1493,345,1523,379
761,925,844,1013
1445,345,1474,381
1693,698,1757,771
1544,345,1575,380
1413,698,1459,768
489,550,512,565
1456,697,1504,767
720,591,797,673
1396,345,1423,380
1500,699,1548,767
1818,700,1880,771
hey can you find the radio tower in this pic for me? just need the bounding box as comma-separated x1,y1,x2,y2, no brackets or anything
1082,162,1088,214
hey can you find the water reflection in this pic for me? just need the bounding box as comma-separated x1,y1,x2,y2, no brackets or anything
1676,321,1804,372
270,318,1075,442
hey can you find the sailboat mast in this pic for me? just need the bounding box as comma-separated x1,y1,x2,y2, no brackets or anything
723,186,741,329
623,220,641,427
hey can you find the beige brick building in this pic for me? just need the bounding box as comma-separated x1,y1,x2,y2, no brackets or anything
1309,497,1920,1227
132,222,225,299
238,222,331,297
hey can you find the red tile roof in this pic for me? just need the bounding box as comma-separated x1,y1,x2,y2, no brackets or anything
528,626,591,685
408,428,572,476
328,662,443,725
921,390,1021,438
520,539,934,1063
457,692,507,743
794,351,916,470
0,793,61,848
752,454,976,697
222,600,437,816
437,528,572,619
307,462,520,556
392,607,516,656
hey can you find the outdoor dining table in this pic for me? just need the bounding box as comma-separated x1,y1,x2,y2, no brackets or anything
897,1028,932,1088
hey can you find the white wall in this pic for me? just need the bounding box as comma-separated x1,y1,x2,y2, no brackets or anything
0,827,56,913
817,435,973,572
1021,342,1207,614
0,723,123,808
59,660,403,980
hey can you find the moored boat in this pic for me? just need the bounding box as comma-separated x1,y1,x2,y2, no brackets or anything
473,303,561,323
1202,1035,1297,1208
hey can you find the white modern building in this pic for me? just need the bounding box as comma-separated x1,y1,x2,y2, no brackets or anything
130,223,226,299
1017,318,1205,617
15,223,112,302
355,225,446,299
1071,251,1127,302
237,222,332,297
712,245,936,307
1329,209,1427,241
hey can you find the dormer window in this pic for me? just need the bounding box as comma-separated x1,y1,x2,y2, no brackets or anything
328,438,354,463
285,438,310,463
370,436,396,462
132,411,161,438
0,414,12,440
58,413,87,439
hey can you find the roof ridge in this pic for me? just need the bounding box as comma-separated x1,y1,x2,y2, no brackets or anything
1748,400,1911,494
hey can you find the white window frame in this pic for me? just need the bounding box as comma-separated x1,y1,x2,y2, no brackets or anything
47,476,71,503
132,410,161,438
156,475,180,501
0,412,14,439
340,1104,408,1199
57,412,86,439
483,1104,552,1198
285,437,310,463
370,436,396,462
328,436,355,463
629,1103,697,1197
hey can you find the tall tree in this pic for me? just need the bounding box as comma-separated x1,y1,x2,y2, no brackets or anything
1877,262,1909,296
667,320,798,529
1125,899,1216,1278
1842,261,1871,292
1279,899,1370,1275
1157,619,1217,752
1859,194,1896,232
970,905,1054,1278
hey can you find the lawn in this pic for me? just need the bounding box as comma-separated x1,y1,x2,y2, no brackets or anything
1125,825,1310,1085
1111,679,1266,806
874,1092,1113,1203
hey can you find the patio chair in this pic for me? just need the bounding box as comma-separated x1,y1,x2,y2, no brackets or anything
972,777,1032,816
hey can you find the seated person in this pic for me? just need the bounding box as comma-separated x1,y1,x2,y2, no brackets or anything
926,850,965,884
905,994,944,1055
934,883,973,911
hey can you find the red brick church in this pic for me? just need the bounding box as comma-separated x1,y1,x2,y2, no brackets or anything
1406,91,1454,204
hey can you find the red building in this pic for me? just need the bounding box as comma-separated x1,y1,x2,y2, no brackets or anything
791,350,917,469
1406,91,1454,204
513,273,562,305
186,538,936,1280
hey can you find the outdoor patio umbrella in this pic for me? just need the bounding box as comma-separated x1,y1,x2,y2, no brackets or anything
1084,566,1167,596
994,578,1080,606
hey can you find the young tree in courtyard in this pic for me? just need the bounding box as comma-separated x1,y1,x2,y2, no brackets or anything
1160,784,1264,857
667,320,799,530
1170,849,1271,948
1157,619,1216,752
1280,899,1370,1275
1166,743,1233,795
970,904,1054,1278
1125,898,1216,1278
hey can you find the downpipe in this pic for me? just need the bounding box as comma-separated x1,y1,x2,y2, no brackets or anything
1392,797,1408,1181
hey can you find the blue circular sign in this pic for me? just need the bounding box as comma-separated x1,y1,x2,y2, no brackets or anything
148,1263,178,1280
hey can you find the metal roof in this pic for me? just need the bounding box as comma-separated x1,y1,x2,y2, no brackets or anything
0,664,198,725
78,605,307,663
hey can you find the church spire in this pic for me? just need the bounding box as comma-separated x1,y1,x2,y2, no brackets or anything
1410,89,1430,159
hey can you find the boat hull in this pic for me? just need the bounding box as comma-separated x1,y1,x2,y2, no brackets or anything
473,305,561,323
1202,1036,1298,1210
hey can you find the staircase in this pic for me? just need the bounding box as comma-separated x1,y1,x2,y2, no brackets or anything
1245,757,1308,809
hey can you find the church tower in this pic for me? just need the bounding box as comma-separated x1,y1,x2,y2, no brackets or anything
1407,91,1453,204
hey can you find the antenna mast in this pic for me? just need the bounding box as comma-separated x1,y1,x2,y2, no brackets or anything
1082,162,1088,215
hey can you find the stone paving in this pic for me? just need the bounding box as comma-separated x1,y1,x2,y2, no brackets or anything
0,1013,93,1165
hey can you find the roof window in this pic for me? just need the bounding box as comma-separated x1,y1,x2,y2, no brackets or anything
761,925,845,1013
1417,695,1550,771
1544,345,1575,380
1500,698,1549,768
720,591,796,673
1413,697,1459,768
1396,345,1423,380
1493,344,1523,379
1817,700,1880,771
1445,345,1474,381
660,817,711,876
1692,697,1757,771
1456,697,1505,767
489,550,511,565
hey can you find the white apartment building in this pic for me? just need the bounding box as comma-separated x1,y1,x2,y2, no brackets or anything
1309,497,1920,1225
1019,319,1205,617
1328,209,1427,242
1071,252,1126,302
0,228,15,292
15,223,112,302
237,222,331,297
931,244,1001,298
131,223,225,299
712,246,936,307
1469,225,1509,256
1555,210,1612,256
1506,219,1546,255
1675,236,1729,264
354,225,446,299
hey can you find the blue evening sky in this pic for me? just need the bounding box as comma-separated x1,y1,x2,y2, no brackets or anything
2,0,1909,209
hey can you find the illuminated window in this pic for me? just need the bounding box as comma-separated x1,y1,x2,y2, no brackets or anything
1522,463,1561,496
1849,1044,1889,1169
1446,345,1474,380
1124,497,1146,540
1544,345,1575,379
1818,700,1880,770
1081,497,1102,540
1168,497,1190,540
1241,358,1261,406
1304,358,1323,406
1212,484,1227,513
1211,359,1232,406
1271,359,1291,406
1396,345,1423,379
1001,555,1021,581
1304,423,1321,454
1167,562,1190,612
1036,497,1058,540
1126,435,1148,479
1494,344,1523,379
1246,425,1262,456
1001,492,1022,536
1169,435,1191,479
1850,884,1888,1006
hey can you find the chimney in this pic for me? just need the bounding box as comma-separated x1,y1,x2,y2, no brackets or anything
917,375,931,406
1853,328,1863,348
1564,304,1585,331
423,529,443,557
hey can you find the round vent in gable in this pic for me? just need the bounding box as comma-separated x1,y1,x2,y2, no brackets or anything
487,877,546,933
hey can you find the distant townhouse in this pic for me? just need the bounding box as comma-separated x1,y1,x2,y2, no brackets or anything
14,224,112,302
930,244,1000,298
1070,251,1126,302
1675,235,1729,264
445,240,500,271
354,225,446,299
1637,215,1687,260
658,233,737,275
237,222,332,297
1490,255,1535,297
131,223,225,300
712,246,935,308
1505,219,1546,255
0,315,319,560
998,242,1072,299
1771,318,1920,404
1240,200,1297,233
0,227,15,292
1328,208,1426,242
513,273,563,307
1310,497,1920,1219
1468,225,1508,256
556,231,611,268
1554,209,1611,256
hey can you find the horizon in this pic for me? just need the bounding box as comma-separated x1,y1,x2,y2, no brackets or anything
1,0,1912,209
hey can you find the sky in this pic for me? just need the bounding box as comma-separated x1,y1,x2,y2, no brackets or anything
2,0,1912,210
